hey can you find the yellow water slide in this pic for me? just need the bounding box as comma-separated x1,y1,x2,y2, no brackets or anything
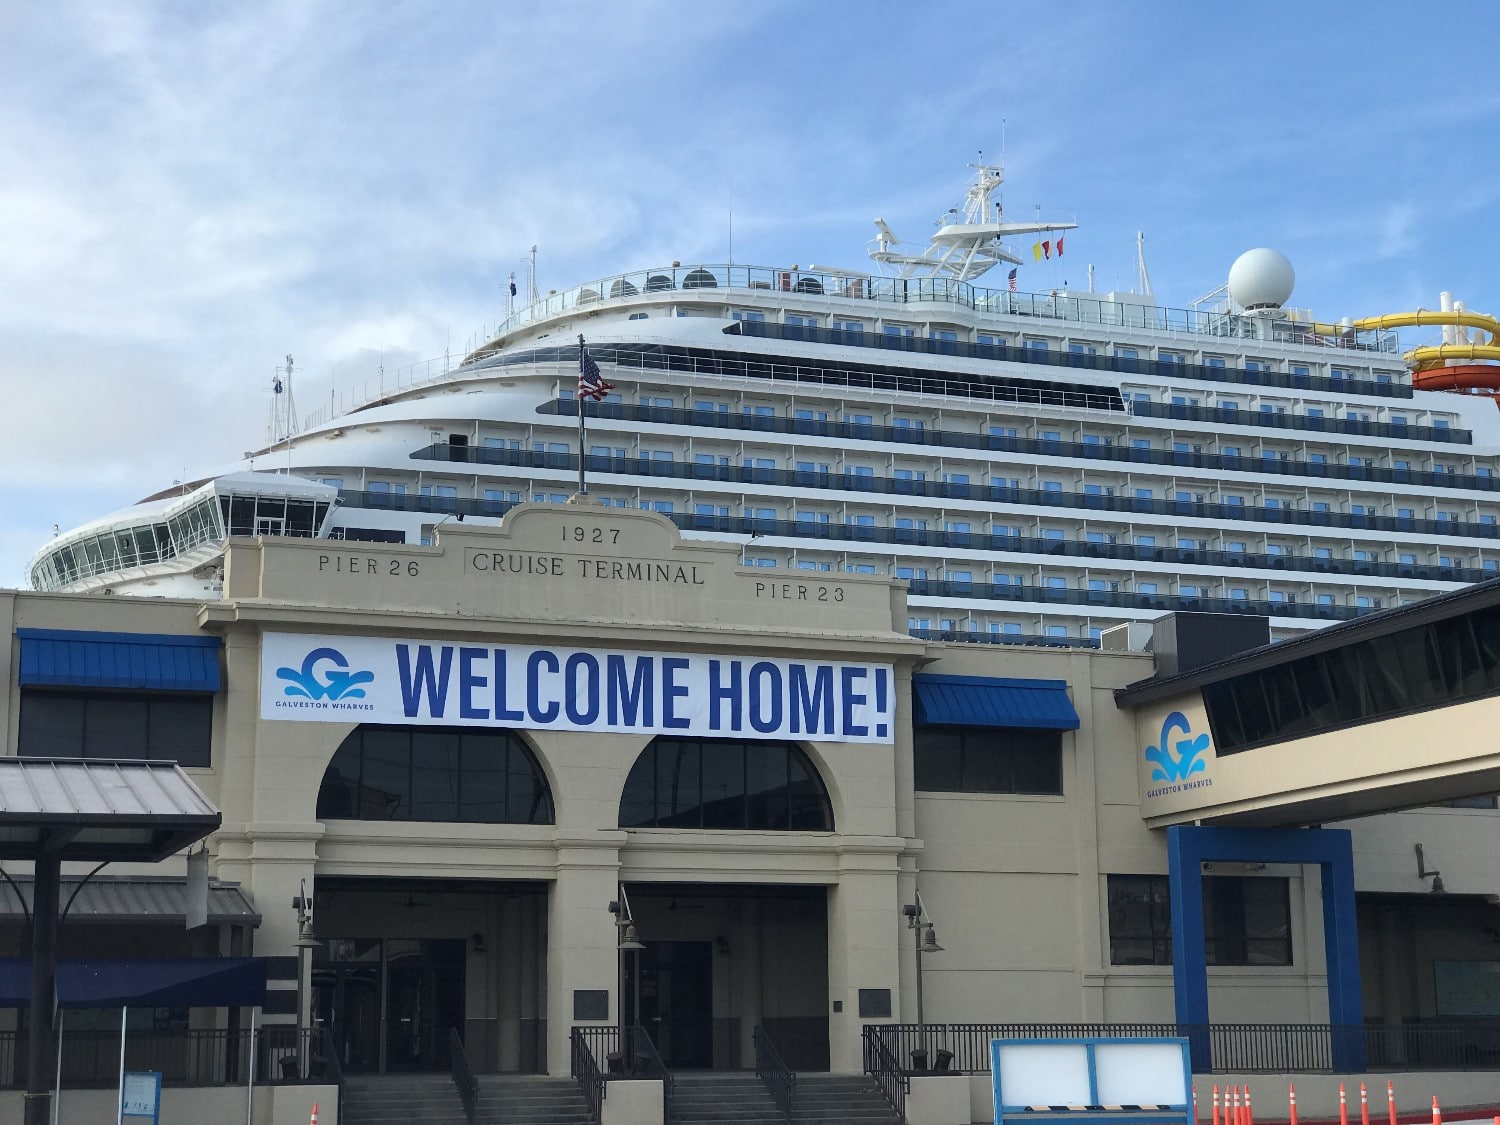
1351,310,1500,372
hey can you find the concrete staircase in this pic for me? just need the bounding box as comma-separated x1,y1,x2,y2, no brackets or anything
791,1074,903,1124
339,1069,901,1125
671,1071,783,1123
670,1071,903,1125
476,1074,594,1124
341,1074,469,1125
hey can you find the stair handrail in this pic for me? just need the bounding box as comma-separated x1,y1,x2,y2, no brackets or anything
448,1026,479,1123
627,1025,674,1123
318,1025,346,1120
570,1026,608,1125
862,1024,909,1119
753,1025,797,1123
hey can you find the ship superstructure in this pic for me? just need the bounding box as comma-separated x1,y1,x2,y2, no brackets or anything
29,164,1500,646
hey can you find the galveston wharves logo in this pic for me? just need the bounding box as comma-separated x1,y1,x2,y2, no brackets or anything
1143,711,1213,799
274,647,377,713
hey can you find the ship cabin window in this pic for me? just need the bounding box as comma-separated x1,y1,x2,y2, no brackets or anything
1045,625,1068,638
1219,400,1240,412
930,329,958,341
1024,338,1050,352
833,319,864,337
978,333,1006,349
628,312,649,320
1290,364,1311,377
1207,356,1227,368
785,314,819,328
1246,360,1270,372
893,417,925,431
1160,352,1186,365
883,324,915,338
732,309,765,322
321,477,345,488
1068,343,1097,356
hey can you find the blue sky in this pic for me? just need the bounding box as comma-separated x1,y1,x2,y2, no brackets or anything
3,1,1498,587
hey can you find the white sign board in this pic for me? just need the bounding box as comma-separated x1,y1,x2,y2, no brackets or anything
121,1070,161,1122
260,632,895,743
992,1038,1191,1125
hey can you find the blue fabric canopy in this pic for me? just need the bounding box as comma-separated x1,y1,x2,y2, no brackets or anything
912,674,1080,731
18,629,221,693
0,958,266,1008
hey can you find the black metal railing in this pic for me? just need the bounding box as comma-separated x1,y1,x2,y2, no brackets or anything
863,1021,1500,1074
570,1027,608,1125
0,1026,329,1088
533,398,1493,491
625,1026,673,1123
449,1027,478,1123
417,436,1500,544
727,319,1410,398
862,1025,909,1119
319,1026,345,1119
348,480,1488,594
753,1026,797,1123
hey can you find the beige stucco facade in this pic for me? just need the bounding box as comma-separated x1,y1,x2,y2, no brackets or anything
4,502,1500,1095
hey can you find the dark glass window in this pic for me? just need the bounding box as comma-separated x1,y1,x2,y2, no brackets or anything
913,726,1062,794
1107,874,1172,966
1204,604,1500,755
316,725,553,825
18,690,212,767
618,738,832,831
1107,874,1292,966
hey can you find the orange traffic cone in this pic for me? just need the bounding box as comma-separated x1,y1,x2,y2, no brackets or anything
1387,1082,1396,1125
1246,1085,1254,1125
1361,1083,1369,1125
1432,1095,1441,1125
310,1103,319,1125
1213,1084,1221,1125
1340,1084,1348,1125
1289,1084,1298,1125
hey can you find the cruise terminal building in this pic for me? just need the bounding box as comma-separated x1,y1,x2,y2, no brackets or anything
6,503,1500,1116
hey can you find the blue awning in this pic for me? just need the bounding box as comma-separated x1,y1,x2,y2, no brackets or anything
18,630,221,692
0,958,267,1008
912,674,1080,731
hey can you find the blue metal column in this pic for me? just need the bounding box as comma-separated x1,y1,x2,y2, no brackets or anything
1165,825,1365,1072
1165,827,1210,1070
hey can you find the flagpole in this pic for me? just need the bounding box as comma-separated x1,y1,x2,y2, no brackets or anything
577,334,588,495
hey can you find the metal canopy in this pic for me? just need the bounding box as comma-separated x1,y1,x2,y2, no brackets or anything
911,673,1081,731
17,628,222,693
0,758,220,862
0,876,259,926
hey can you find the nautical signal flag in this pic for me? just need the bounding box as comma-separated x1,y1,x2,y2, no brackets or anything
1008,268,1018,292
1031,238,1066,261
578,341,615,402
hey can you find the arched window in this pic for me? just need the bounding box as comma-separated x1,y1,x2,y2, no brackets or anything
316,725,554,825
619,737,832,831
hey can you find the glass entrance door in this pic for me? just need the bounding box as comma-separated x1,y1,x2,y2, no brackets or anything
313,937,465,1073
637,941,713,1068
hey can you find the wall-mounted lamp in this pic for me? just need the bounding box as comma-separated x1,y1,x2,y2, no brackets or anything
1415,844,1447,894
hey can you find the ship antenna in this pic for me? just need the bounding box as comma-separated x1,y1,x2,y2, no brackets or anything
1136,231,1154,298
727,177,734,267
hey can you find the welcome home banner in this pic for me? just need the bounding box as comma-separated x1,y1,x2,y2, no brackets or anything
260,632,895,744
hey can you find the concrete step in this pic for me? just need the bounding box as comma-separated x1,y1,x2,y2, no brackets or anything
475,1075,595,1124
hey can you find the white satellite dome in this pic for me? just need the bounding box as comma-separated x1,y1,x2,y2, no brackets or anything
1227,248,1295,312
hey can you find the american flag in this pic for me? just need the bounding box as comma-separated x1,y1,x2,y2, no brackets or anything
578,342,615,402
1007,267,1018,292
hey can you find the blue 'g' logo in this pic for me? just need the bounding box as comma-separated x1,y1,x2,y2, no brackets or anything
277,647,375,701
1144,711,1210,782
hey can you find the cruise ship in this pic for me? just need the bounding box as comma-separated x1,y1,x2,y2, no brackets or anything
28,163,1500,646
